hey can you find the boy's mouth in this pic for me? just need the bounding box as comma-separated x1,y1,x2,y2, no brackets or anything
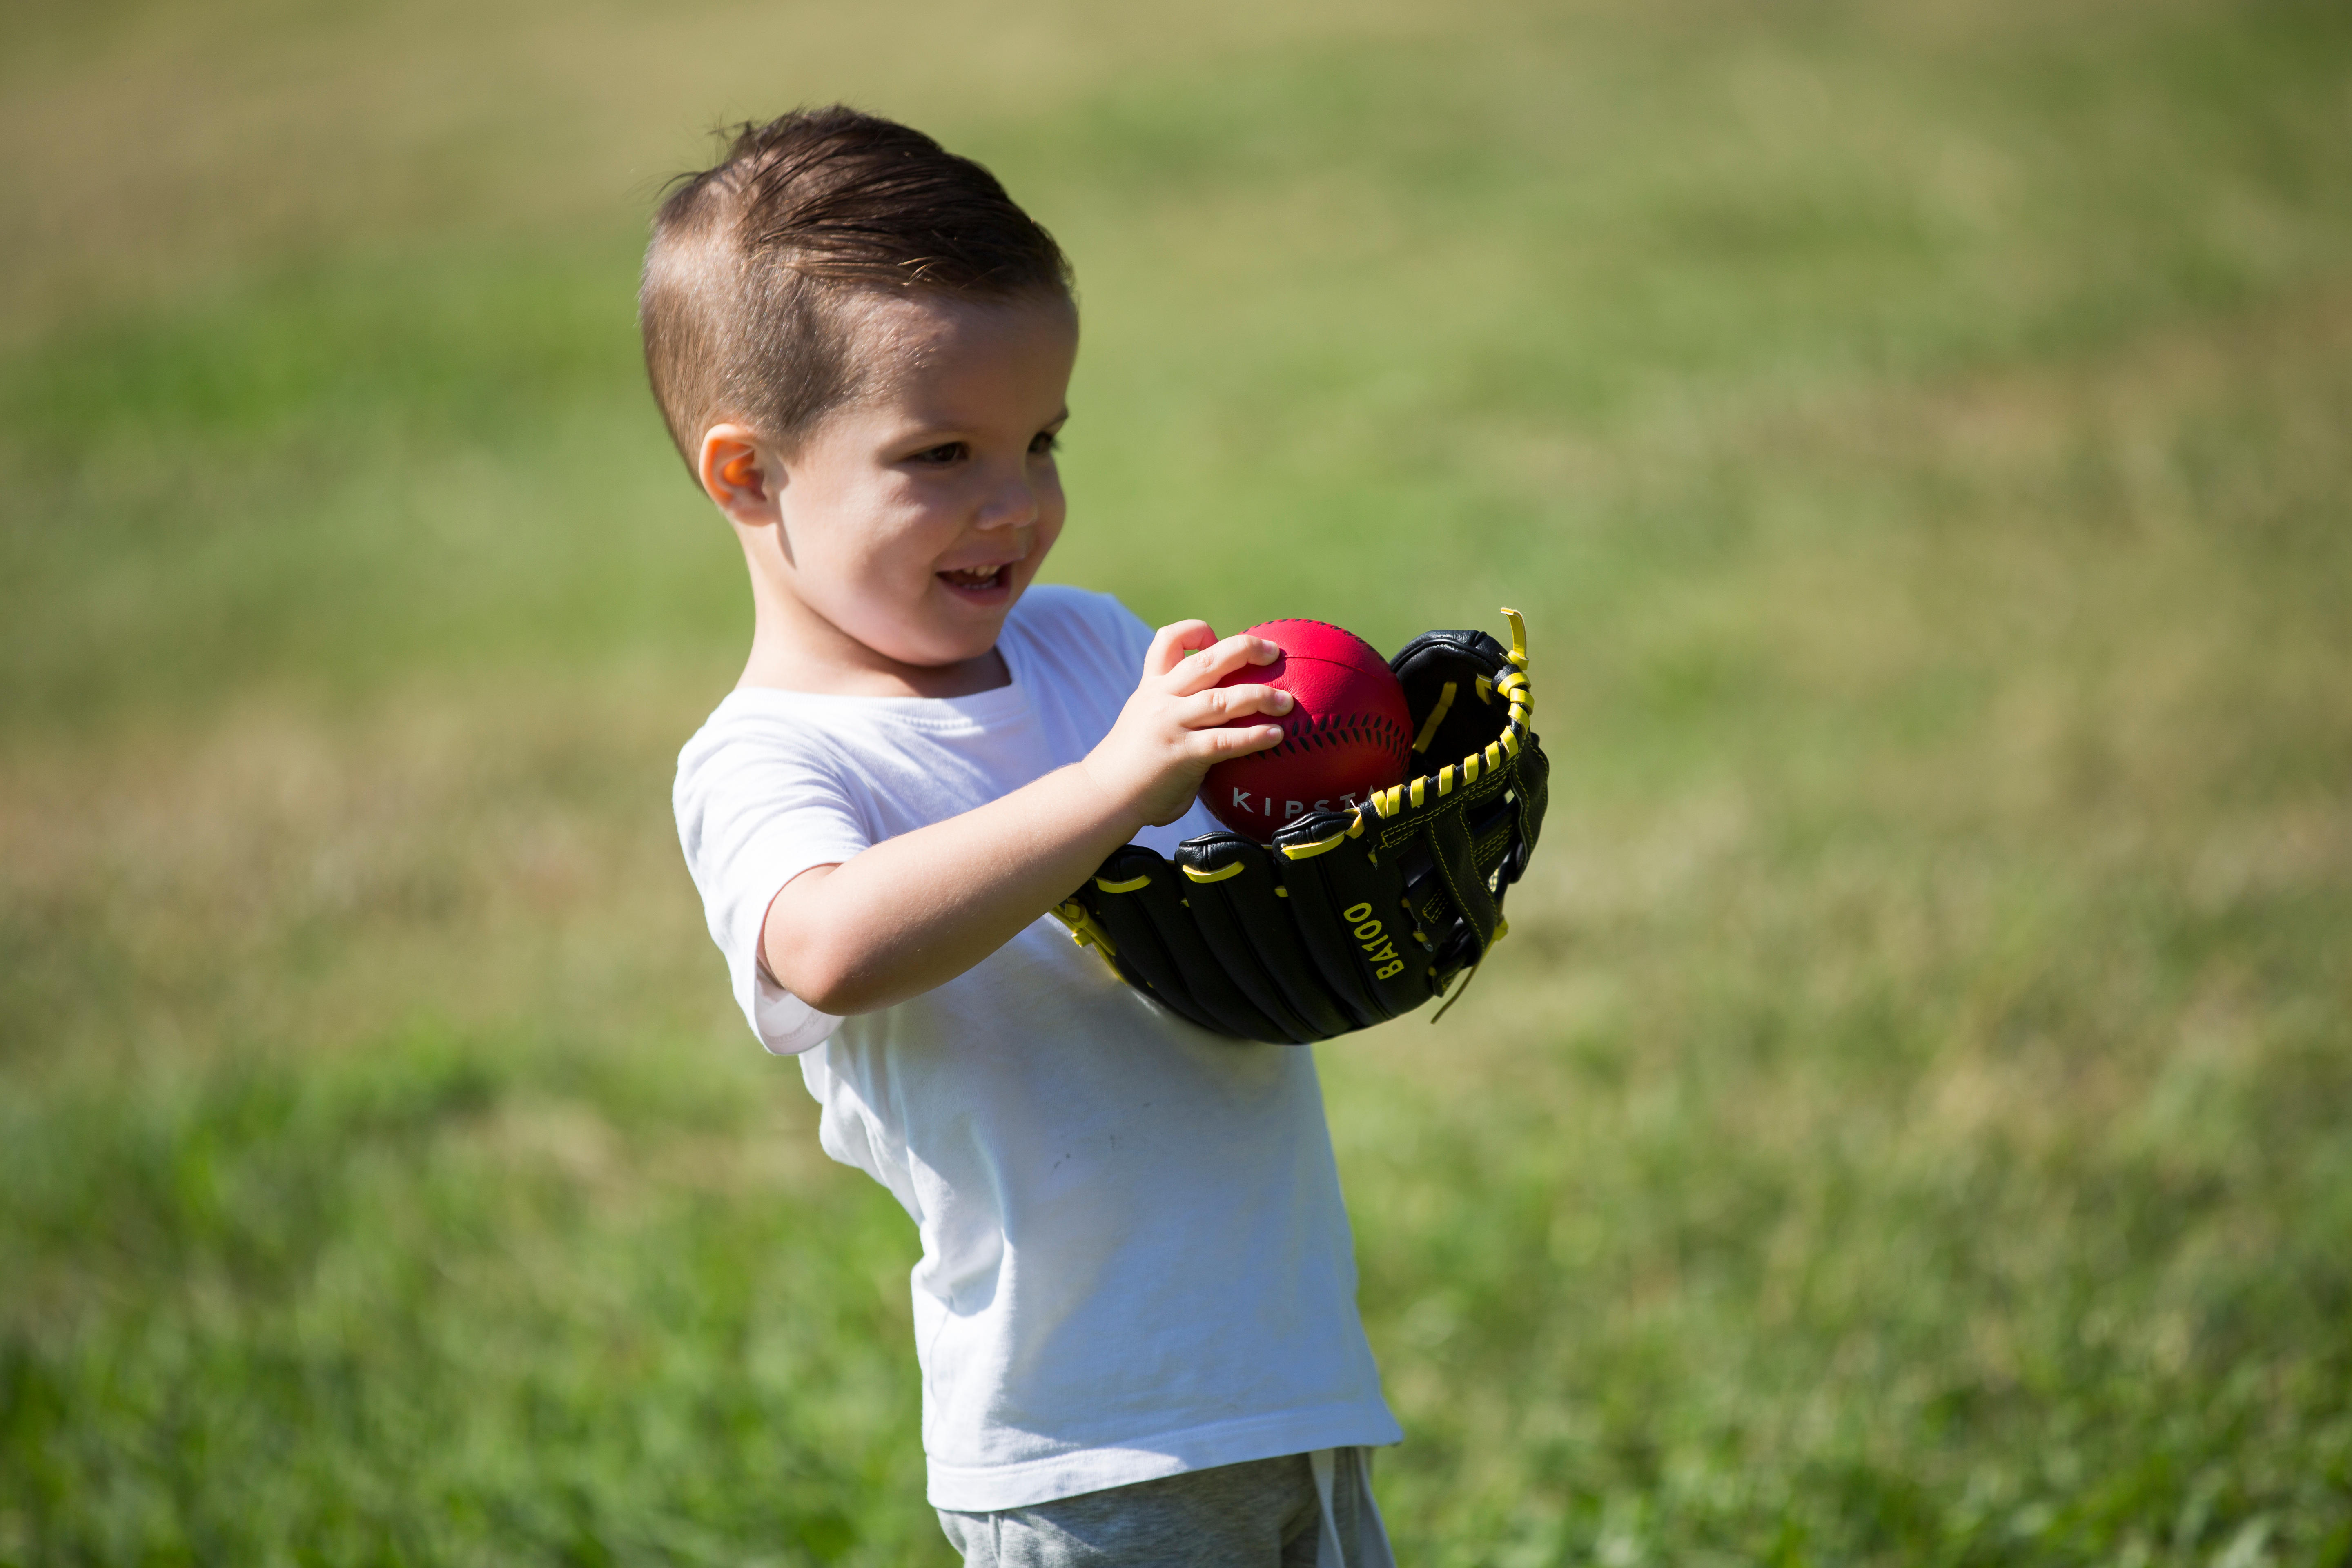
937,564,1013,600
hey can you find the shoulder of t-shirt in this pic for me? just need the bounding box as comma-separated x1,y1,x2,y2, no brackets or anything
1003,583,1154,684
673,688,858,811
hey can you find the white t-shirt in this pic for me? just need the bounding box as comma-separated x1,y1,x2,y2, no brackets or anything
673,584,1401,1512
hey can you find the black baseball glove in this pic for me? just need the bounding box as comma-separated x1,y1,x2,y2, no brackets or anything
1052,610,1549,1043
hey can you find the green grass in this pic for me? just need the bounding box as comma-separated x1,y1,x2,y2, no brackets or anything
4,0,2350,1561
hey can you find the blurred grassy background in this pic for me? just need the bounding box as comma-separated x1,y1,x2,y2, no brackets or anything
4,0,2350,1561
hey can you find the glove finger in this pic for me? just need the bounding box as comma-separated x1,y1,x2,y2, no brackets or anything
1175,833,1354,1042
1391,629,1514,768
1273,811,1429,1024
1085,849,1294,1044
1076,848,1226,1036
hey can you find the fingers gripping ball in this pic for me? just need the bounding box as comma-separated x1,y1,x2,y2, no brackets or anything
1202,619,1413,842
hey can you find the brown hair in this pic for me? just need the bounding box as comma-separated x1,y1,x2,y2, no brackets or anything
639,106,1074,474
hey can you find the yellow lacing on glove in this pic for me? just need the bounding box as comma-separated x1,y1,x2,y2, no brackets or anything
1051,897,1125,977
1371,607,1533,829
1367,608,1536,1022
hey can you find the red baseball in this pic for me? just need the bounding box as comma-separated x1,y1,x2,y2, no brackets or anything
1202,619,1414,842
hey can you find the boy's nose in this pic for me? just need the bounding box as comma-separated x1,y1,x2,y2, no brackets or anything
973,471,1041,530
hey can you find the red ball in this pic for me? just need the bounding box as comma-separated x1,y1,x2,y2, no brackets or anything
1201,619,1414,842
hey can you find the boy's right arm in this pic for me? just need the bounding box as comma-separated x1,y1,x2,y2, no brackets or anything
759,621,1292,1017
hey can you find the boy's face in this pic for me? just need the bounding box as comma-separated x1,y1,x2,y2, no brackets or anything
735,292,1077,675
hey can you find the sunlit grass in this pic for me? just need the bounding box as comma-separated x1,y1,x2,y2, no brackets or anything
4,0,2349,1561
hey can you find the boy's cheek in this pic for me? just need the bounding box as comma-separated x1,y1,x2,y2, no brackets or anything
1029,501,1067,558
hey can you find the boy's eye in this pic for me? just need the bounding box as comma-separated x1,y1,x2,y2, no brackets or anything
914,441,968,464
1030,430,1061,457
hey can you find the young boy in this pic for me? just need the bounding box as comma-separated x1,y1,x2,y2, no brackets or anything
654,107,1401,1566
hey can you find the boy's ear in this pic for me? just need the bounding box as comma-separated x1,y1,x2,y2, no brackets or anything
698,425,780,523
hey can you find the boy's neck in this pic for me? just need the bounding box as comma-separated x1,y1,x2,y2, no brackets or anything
737,591,1011,700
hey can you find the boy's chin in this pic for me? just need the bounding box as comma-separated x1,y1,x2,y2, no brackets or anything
893,606,1018,669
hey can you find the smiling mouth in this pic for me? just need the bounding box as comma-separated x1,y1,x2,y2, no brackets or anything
938,564,1013,595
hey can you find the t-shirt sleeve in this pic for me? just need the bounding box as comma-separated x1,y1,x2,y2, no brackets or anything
673,711,872,1055
1012,582,1158,695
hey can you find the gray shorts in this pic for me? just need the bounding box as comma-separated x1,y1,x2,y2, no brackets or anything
938,1448,1396,1568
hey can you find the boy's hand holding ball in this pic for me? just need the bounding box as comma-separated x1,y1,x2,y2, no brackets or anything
1082,618,1416,840
1080,623,1296,827
1199,620,1414,842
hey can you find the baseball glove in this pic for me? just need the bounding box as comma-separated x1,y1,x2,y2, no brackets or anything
1052,609,1549,1043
